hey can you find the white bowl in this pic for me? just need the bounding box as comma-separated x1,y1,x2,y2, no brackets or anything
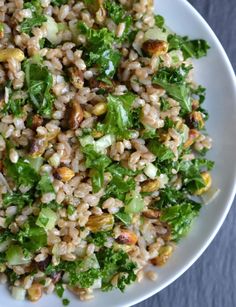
2,0,236,306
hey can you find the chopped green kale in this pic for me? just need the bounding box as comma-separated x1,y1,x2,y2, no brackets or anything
168,34,210,60
97,93,136,139
23,59,55,118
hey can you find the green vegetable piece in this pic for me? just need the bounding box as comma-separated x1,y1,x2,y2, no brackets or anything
160,203,200,241
168,34,210,60
152,65,193,114
115,211,132,226
6,245,31,265
23,60,55,118
147,140,175,161
27,156,44,172
36,208,57,230
97,93,136,139
154,15,165,29
125,191,144,214
82,144,112,192
96,247,137,292
3,192,33,209
37,173,55,194
17,224,47,252
4,158,39,188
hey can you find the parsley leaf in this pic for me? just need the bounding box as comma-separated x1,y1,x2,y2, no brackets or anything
97,93,136,139
168,34,210,60
23,60,55,118
152,65,193,114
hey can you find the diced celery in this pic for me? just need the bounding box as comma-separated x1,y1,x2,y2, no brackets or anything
125,191,144,214
79,135,95,147
6,245,31,265
27,156,44,172
36,207,57,230
11,286,26,301
144,163,157,179
144,26,169,42
95,134,115,153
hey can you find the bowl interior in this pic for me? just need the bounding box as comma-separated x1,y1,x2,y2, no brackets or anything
1,0,236,306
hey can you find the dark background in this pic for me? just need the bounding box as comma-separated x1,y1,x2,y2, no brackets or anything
135,1,236,307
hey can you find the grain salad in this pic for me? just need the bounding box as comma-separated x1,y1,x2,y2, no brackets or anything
0,0,215,303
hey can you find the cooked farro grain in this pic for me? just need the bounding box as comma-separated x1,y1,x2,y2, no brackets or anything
0,0,214,303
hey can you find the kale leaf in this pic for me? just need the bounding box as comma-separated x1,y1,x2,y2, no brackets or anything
103,163,137,201
104,0,133,42
147,140,175,162
2,192,33,209
23,60,55,118
20,1,46,35
78,22,121,80
154,187,201,241
168,34,210,60
96,247,137,292
51,0,68,6
4,158,39,188
160,202,201,241
97,93,136,139
152,64,193,114
82,145,112,192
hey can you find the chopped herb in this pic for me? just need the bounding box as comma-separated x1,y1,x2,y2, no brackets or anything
160,202,201,241
78,22,121,80
62,298,70,306
55,283,64,298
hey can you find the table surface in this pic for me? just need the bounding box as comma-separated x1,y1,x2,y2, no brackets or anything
134,1,236,307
